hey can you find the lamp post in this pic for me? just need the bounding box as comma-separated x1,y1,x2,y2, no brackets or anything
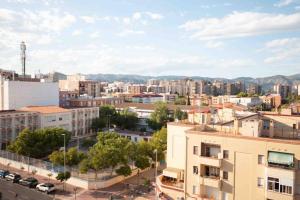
73,187,78,200
62,133,66,191
154,149,158,200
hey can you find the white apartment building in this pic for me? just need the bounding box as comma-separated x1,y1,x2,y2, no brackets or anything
229,96,262,107
0,78,59,110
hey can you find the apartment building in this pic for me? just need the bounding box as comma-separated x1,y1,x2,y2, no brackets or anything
59,74,102,97
260,94,282,109
132,94,163,104
0,77,59,110
274,84,292,99
126,84,147,94
0,110,39,149
66,97,124,108
157,122,300,200
69,107,99,137
20,106,99,137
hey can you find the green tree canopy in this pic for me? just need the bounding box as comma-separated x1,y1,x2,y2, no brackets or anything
115,108,139,130
237,92,248,97
49,147,86,167
79,132,135,178
174,107,188,120
147,102,170,130
8,128,70,159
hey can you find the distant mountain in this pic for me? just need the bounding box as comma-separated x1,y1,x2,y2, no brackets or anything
86,73,300,91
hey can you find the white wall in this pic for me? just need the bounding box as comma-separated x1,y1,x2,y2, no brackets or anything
167,123,194,170
3,81,59,110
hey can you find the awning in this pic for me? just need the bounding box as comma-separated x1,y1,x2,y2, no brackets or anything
163,167,182,179
268,151,294,166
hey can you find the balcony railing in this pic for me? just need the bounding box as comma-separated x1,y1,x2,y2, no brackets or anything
200,175,221,189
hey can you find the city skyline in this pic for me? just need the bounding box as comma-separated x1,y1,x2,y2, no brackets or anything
0,0,300,78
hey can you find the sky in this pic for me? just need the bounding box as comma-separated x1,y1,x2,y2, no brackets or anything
0,0,300,78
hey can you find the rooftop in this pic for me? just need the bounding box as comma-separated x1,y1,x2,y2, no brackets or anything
21,106,70,114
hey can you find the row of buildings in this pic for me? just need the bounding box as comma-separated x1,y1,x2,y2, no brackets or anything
157,102,300,200
0,71,100,149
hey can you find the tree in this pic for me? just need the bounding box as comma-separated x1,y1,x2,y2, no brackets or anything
237,92,248,97
56,171,71,190
174,98,186,105
115,108,139,130
79,132,134,178
116,165,132,177
149,127,167,161
91,105,118,131
147,102,170,130
174,107,187,120
49,147,86,167
8,128,70,159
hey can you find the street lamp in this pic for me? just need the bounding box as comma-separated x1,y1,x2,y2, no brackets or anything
62,133,66,191
154,149,158,200
73,187,78,200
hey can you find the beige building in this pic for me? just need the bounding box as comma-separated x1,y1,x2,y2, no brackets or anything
158,122,300,200
59,74,102,98
20,106,99,137
0,110,39,149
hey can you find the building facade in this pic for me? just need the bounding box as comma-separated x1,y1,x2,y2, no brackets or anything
157,122,300,200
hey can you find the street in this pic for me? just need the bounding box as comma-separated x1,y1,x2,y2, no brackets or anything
0,178,53,200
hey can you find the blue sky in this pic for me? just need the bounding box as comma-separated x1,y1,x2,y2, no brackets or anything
0,0,300,78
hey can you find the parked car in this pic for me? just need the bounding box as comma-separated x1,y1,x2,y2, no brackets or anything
0,170,9,178
5,173,22,183
36,183,55,194
19,177,38,188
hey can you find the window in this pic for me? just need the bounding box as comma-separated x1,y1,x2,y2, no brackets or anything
192,185,198,194
280,185,292,194
134,137,137,142
258,155,264,165
268,177,279,192
193,166,198,175
223,150,229,159
223,171,228,180
193,146,199,155
59,117,62,121
257,177,264,187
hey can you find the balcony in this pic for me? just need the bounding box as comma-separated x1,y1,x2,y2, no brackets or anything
200,176,221,189
157,175,184,191
199,154,222,168
266,190,294,200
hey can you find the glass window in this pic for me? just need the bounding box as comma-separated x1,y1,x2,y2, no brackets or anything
258,155,264,165
257,177,264,187
193,166,198,175
223,150,229,159
193,146,199,155
223,171,228,180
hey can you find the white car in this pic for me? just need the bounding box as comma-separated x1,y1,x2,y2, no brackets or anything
36,183,55,193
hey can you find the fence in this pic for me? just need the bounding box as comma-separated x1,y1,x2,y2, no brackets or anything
0,150,119,181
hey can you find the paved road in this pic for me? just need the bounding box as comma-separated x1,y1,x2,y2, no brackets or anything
0,178,53,200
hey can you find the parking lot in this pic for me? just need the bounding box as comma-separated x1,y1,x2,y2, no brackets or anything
0,163,83,200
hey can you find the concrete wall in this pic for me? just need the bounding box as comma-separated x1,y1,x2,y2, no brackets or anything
0,156,147,190
2,81,59,110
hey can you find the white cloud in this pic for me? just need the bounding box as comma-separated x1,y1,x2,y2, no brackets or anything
132,12,142,20
72,30,82,36
117,30,145,37
80,16,96,24
274,0,294,7
263,37,300,63
89,31,100,39
145,12,164,20
205,41,224,49
180,11,300,40
0,8,75,49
